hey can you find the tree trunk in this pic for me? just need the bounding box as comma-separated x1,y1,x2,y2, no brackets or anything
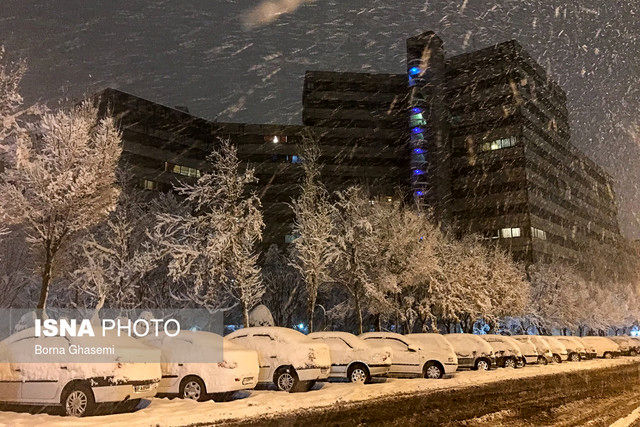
308,293,316,332
37,246,54,312
354,295,363,334
242,304,250,328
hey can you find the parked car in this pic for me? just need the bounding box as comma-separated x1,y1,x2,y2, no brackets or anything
0,327,161,417
406,333,459,376
443,333,495,370
512,335,544,365
226,327,330,392
555,336,586,361
480,335,523,368
572,337,598,359
527,335,554,364
140,330,259,401
580,337,621,359
360,332,454,379
308,332,392,383
539,336,569,363
608,336,639,356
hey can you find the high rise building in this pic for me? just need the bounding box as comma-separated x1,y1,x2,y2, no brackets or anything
98,30,621,265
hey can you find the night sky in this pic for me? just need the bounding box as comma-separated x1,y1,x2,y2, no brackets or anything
1,0,638,238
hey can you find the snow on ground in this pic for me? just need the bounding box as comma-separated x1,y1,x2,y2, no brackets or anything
0,357,637,427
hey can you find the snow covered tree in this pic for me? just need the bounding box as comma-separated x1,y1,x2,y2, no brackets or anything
152,139,264,326
329,186,382,334
261,244,302,327
0,101,122,311
289,138,334,332
72,174,168,315
0,45,27,237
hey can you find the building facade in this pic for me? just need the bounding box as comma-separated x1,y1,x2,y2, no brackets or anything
99,30,620,265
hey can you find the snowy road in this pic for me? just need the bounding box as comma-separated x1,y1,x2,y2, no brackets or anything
0,358,639,426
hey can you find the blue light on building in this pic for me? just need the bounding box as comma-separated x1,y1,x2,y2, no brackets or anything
413,169,425,176
408,66,422,76
411,127,424,134
413,148,425,154
415,190,424,196
411,107,422,114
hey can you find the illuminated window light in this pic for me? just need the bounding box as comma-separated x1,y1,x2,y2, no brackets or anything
272,136,279,143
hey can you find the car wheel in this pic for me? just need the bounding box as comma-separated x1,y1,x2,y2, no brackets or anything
516,358,525,368
553,354,562,364
62,383,95,417
538,356,548,365
503,357,516,369
475,359,489,371
604,352,613,359
275,367,299,392
180,376,207,401
348,364,370,384
424,362,444,379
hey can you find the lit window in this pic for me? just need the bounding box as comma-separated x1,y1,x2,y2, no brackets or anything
290,155,301,164
172,164,201,178
500,227,521,238
265,135,287,144
531,227,547,240
409,113,427,127
482,136,517,152
140,179,158,191
386,196,393,203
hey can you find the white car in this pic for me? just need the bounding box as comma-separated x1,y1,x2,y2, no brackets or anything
443,333,495,371
406,333,459,376
608,336,639,356
555,336,586,361
512,335,547,365
580,337,621,359
308,331,392,383
539,336,569,363
573,337,598,359
527,336,554,364
140,331,259,401
481,335,523,368
360,332,454,379
226,327,330,392
0,327,161,417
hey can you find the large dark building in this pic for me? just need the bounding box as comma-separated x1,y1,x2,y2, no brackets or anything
100,30,621,264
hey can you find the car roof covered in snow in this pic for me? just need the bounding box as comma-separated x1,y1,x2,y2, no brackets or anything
226,326,308,341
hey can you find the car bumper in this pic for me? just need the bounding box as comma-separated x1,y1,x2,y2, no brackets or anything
296,366,330,381
444,362,458,374
92,381,159,403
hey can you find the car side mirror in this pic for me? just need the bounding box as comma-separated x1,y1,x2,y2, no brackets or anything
407,346,418,352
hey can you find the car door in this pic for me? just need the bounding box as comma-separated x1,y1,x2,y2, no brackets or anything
385,337,421,376
323,337,352,377
16,336,68,403
0,341,21,402
250,334,277,382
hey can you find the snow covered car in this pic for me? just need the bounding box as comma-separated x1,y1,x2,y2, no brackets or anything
481,335,523,368
0,327,161,417
511,335,544,365
360,332,454,379
308,332,392,383
555,336,588,361
527,335,554,364
572,337,597,359
140,331,259,401
579,337,621,359
443,333,495,371
538,336,569,363
406,333,458,375
608,336,639,356
226,327,330,392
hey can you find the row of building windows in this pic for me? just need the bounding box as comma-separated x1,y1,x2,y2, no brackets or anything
484,226,547,240
167,163,201,178
481,136,517,152
531,227,547,240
